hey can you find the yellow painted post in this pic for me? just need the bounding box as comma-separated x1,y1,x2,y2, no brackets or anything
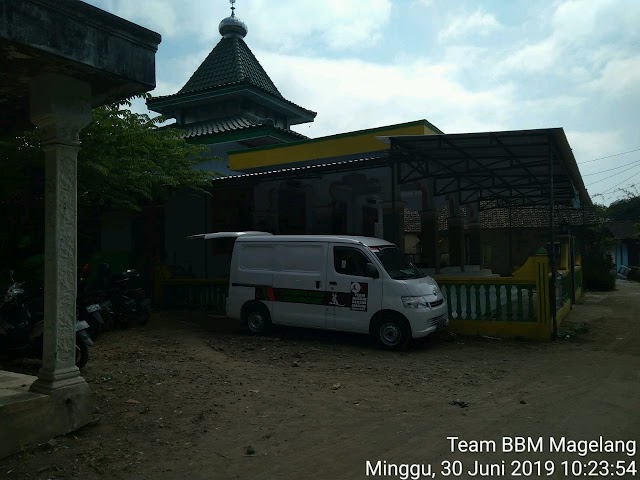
532,249,551,338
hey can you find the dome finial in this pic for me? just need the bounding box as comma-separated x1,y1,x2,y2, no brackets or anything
219,0,248,38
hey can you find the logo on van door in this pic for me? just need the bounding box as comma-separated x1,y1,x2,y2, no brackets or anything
329,292,346,307
350,282,368,312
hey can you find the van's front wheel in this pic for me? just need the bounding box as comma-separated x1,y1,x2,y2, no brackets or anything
374,315,411,351
244,304,272,335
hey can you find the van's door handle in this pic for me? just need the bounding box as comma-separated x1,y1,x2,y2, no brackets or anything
316,281,321,289
329,281,337,286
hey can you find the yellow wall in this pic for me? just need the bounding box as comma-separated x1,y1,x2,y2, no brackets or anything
229,120,438,171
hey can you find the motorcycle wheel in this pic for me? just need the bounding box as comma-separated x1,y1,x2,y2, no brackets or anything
117,313,130,329
138,307,151,325
76,341,89,369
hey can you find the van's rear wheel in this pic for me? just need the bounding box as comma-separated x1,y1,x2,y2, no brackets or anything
245,304,272,335
374,315,411,351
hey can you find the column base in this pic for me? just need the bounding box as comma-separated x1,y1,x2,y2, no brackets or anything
30,366,86,395
1,380,95,459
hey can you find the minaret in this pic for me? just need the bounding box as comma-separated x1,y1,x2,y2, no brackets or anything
147,0,316,148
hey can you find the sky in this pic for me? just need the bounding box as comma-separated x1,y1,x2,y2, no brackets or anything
86,0,640,206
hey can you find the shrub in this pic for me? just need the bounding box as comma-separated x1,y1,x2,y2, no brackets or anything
627,267,640,282
583,253,616,291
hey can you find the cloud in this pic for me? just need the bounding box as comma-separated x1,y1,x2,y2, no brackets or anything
499,38,557,74
255,51,516,138
91,0,392,52
437,10,503,43
497,0,640,79
588,56,640,99
243,0,392,52
567,130,625,168
88,0,640,203
410,0,434,8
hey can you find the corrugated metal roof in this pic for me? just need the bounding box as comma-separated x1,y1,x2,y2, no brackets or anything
390,128,592,208
211,154,390,182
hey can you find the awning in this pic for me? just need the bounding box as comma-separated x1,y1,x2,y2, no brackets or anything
387,128,591,209
209,153,390,186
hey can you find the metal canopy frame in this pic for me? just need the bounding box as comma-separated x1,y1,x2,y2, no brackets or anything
389,127,592,339
390,128,591,209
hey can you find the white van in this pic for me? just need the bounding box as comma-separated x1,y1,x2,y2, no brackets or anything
190,232,448,350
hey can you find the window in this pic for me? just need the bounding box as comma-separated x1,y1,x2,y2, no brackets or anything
372,246,425,279
280,245,323,273
333,247,371,276
239,245,274,270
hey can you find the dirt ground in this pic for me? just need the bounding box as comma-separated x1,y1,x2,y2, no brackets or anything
1,280,639,480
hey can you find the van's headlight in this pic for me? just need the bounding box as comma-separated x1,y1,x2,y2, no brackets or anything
402,295,430,309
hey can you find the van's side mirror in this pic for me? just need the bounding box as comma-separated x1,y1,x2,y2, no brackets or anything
365,263,379,278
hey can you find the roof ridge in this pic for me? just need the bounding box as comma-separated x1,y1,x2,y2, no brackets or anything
236,37,282,97
233,37,246,82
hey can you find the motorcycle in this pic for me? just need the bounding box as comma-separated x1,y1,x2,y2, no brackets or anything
0,270,42,358
4,271,93,369
78,264,114,333
97,264,151,328
76,292,106,339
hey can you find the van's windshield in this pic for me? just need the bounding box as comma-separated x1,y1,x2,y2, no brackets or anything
370,246,426,280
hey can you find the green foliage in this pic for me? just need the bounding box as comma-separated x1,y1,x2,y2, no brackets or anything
606,195,640,222
583,254,616,290
0,95,220,271
78,96,216,211
628,267,640,281
581,224,617,291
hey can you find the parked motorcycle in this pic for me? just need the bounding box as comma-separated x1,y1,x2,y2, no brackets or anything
97,264,151,328
76,292,106,338
0,270,42,358
78,264,116,332
5,271,93,369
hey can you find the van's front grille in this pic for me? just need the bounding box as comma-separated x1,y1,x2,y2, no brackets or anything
427,314,447,328
429,298,444,308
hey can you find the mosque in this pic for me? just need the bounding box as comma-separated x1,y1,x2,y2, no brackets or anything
101,1,593,283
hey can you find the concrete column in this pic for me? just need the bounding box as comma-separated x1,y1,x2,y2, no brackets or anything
29,74,92,394
448,216,466,268
468,222,482,265
381,201,406,251
419,210,439,268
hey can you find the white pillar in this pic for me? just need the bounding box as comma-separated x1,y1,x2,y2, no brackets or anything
29,74,92,394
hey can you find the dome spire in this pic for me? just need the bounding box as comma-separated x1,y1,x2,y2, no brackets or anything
219,0,248,38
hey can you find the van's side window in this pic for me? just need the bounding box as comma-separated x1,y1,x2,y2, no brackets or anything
333,247,370,276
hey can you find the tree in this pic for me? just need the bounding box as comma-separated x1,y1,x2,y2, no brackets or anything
0,96,219,278
605,189,640,223
78,96,216,211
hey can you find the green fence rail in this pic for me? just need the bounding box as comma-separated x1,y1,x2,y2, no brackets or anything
438,281,537,322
